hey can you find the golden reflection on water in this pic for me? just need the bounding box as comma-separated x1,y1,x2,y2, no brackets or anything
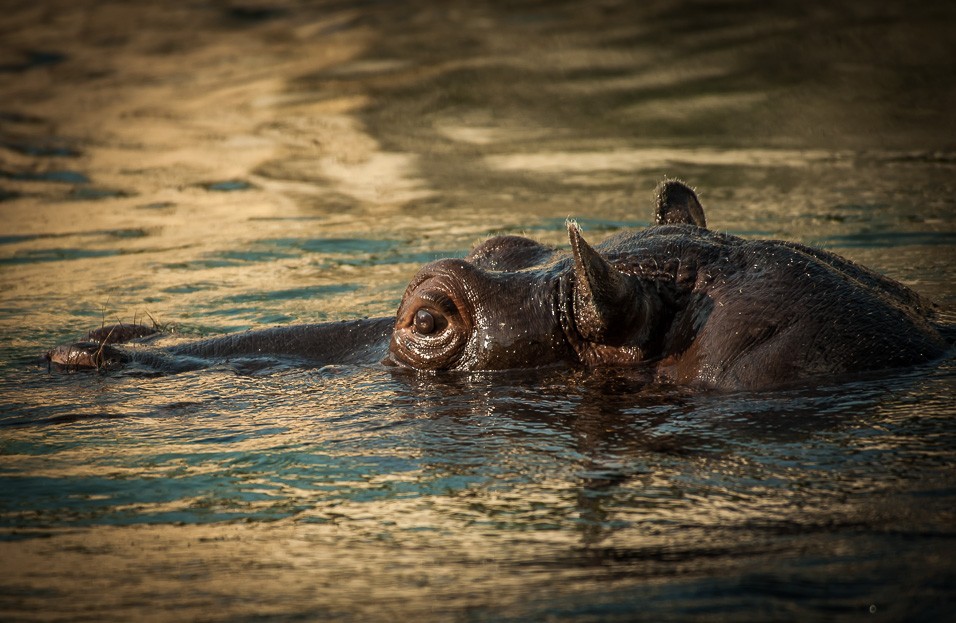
3,522,563,620
4,364,956,620
485,147,847,173
0,471,788,620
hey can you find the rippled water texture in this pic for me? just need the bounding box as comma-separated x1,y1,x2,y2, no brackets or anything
2,1,955,621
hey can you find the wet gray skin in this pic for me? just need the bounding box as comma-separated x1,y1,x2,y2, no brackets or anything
47,180,950,390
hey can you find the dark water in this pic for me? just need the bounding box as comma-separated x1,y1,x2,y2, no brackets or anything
2,1,955,621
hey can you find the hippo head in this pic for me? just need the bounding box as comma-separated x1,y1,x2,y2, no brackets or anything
386,220,668,372
387,237,567,370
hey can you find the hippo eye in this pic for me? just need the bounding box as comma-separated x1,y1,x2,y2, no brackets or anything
390,279,468,370
414,308,437,334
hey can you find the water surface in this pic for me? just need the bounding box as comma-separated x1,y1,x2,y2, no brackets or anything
1,1,954,621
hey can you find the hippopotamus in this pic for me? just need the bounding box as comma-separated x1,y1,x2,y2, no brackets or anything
47,181,950,390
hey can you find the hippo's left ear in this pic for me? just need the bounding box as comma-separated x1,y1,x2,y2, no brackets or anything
655,180,707,228
567,221,647,345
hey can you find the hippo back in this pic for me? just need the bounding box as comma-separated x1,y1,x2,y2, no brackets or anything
595,225,947,389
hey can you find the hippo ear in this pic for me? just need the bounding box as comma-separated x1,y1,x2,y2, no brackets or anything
655,180,707,228
567,221,645,344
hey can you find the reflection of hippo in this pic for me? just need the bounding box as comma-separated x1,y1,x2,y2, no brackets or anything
48,181,950,390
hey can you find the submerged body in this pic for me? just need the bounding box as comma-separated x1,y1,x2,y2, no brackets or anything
47,181,949,390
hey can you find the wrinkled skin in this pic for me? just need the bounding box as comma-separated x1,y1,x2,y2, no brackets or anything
46,181,950,390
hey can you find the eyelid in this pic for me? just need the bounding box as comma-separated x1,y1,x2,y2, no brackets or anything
417,290,458,316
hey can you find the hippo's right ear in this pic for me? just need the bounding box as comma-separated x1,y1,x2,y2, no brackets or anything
567,221,647,345
655,180,707,228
